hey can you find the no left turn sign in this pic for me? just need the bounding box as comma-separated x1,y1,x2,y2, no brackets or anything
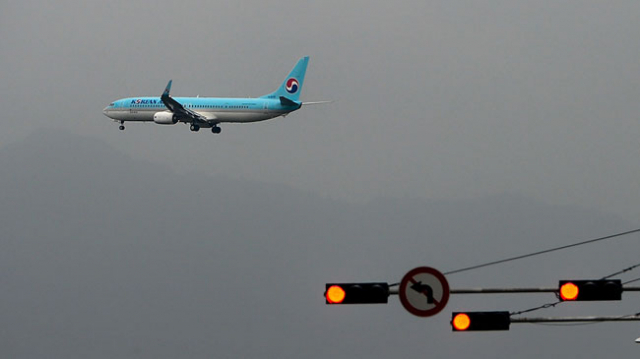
399,266,450,317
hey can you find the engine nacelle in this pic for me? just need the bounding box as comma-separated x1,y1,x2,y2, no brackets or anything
153,111,177,125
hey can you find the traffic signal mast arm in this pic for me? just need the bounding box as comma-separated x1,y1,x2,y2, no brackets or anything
451,286,640,294
451,287,558,294
325,281,640,304
511,315,640,324
326,283,640,301
450,283,640,299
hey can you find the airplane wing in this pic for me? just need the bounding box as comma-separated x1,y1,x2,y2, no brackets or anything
160,80,210,124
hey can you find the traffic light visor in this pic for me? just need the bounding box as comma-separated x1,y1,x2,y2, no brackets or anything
452,313,471,331
560,282,579,301
326,285,346,304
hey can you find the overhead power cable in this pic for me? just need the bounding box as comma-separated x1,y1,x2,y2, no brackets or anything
601,262,640,280
510,300,562,316
443,228,640,276
389,228,640,287
623,277,640,285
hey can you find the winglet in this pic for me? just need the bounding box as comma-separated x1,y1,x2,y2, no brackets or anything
162,80,172,98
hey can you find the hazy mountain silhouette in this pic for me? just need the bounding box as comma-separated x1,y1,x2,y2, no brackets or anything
0,130,634,358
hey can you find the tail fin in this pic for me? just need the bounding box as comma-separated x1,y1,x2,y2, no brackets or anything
261,56,309,101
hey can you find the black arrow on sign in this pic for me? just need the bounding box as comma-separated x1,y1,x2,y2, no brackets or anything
410,280,437,304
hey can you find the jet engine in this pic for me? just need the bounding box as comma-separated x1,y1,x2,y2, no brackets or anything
153,112,178,125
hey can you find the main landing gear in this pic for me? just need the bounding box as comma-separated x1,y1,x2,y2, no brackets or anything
189,124,221,134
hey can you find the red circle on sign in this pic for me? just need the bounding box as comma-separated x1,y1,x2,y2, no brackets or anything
399,266,450,317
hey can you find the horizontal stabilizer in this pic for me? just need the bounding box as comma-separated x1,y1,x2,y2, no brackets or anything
302,100,333,105
279,96,301,107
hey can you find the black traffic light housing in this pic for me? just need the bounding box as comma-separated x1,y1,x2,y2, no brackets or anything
558,279,622,301
452,311,511,331
325,282,389,304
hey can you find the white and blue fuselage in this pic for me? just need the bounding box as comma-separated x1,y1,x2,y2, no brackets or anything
104,96,298,123
103,56,309,133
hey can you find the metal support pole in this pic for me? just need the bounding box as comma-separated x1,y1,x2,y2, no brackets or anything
388,286,640,296
450,286,640,294
451,287,557,294
511,315,640,324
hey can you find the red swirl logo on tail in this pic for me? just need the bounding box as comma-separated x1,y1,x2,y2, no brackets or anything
285,78,299,94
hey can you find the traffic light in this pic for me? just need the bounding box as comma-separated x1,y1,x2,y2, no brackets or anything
558,279,622,301
325,282,389,304
451,311,511,331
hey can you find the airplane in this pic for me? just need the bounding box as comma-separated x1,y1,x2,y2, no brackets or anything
103,56,325,133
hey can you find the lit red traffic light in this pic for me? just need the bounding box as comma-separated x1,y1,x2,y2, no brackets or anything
559,282,579,301
326,285,346,304
452,313,471,331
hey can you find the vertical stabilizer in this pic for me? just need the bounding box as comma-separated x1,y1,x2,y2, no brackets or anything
261,56,309,102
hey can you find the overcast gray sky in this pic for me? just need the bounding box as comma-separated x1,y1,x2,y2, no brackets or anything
2,130,640,358
2,1,640,357
2,0,640,221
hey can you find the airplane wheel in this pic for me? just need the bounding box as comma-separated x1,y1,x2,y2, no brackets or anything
212,126,221,134
190,124,200,132
119,125,125,131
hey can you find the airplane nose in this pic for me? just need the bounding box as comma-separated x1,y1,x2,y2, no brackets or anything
102,106,111,117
